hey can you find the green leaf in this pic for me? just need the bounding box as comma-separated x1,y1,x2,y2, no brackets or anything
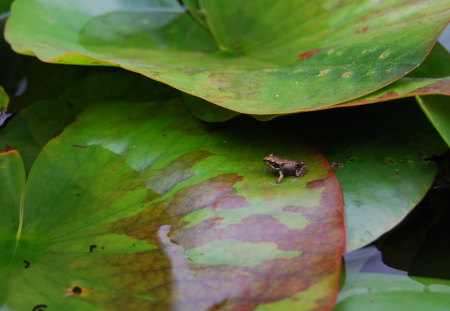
183,0,208,29
246,42,450,121
1,99,345,310
5,0,450,114
0,85,8,111
337,77,450,108
0,63,176,172
0,148,26,304
338,42,450,108
0,147,25,241
334,273,450,311
286,100,447,251
0,0,12,15
182,93,240,122
408,42,450,79
417,95,450,147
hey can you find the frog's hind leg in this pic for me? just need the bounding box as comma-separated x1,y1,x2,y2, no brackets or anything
294,165,308,180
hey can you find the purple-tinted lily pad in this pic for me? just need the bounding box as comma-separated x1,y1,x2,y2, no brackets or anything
1,99,345,310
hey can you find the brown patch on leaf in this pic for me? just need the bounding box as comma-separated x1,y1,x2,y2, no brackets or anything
298,49,321,61
355,25,370,33
0,146,15,154
170,169,344,310
207,71,263,102
109,173,248,243
410,80,450,95
341,72,352,78
307,179,326,189
81,164,343,310
73,144,87,148
358,7,395,22
378,91,399,99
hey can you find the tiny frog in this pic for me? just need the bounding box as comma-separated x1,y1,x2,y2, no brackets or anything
263,154,308,184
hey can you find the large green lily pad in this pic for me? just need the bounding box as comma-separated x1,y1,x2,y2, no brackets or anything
1,99,345,310
284,100,447,251
0,64,176,172
5,0,450,114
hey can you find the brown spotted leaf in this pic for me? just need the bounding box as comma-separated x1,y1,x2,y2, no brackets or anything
1,99,344,310
4,0,450,114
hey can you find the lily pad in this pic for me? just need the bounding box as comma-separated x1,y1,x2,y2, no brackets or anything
182,93,240,122
337,42,450,108
194,42,450,122
5,0,450,114
284,100,448,251
417,95,450,147
1,99,345,310
337,77,450,109
335,273,450,311
0,62,176,172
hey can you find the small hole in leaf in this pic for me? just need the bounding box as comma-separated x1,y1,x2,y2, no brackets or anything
71,286,83,295
89,244,97,253
348,156,357,162
32,304,47,311
24,260,30,269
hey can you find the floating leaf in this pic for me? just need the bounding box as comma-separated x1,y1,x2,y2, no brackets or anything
182,93,240,122
335,273,450,311
417,95,450,147
1,99,345,310
337,77,450,108
0,61,176,172
5,0,450,114
337,42,450,108
284,100,447,250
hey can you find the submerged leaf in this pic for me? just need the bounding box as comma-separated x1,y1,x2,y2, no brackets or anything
5,0,450,114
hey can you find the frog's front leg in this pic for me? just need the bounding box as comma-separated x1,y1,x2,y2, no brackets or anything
295,165,308,179
276,170,284,184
